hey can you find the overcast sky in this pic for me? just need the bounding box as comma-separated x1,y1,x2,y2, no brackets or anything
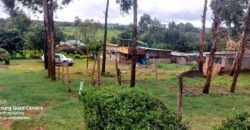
0,0,213,27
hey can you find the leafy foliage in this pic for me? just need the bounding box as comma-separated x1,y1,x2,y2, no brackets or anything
0,29,23,55
25,23,65,51
215,112,250,130
0,48,10,62
81,86,187,130
116,0,133,14
211,0,249,39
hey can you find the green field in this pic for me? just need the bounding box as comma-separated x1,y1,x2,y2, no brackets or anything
61,26,122,43
0,59,249,130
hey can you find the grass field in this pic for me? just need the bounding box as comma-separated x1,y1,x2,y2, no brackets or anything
60,26,122,43
0,59,249,130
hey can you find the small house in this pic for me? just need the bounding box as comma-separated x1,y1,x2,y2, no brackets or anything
171,52,199,65
106,39,172,64
203,51,250,75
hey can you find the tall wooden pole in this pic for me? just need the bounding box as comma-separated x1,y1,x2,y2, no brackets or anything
130,0,138,87
177,77,183,119
102,0,110,75
199,0,208,74
230,4,250,93
203,0,221,94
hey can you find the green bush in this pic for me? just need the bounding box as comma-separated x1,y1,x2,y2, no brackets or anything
81,87,187,130
215,112,250,130
0,48,10,65
29,51,41,59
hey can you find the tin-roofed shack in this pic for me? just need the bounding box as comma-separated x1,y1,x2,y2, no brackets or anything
106,39,171,64
203,51,250,75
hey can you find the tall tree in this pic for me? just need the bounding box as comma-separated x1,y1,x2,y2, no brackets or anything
199,0,208,74
1,0,72,79
203,0,221,94
230,4,250,93
211,0,249,76
101,0,110,75
130,0,137,87
43,0,55,80
116,0,138,87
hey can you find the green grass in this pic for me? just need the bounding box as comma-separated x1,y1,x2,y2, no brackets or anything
0,59,249,130
60,26,122,43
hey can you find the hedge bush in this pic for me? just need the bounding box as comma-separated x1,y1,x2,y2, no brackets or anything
215,112,250,130
81,87,187,130
0,48,10,65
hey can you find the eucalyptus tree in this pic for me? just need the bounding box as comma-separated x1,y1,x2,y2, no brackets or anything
116,0,138,87
1,0,72,80
102,0,110,75
198,0,208,74
211,0,249,76
203,0,221,94
231,3,250,93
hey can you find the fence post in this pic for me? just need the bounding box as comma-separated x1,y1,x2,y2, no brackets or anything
177,76,183,119
97,54,101,86
154,62,158,95
91,54,97,85
116,53,121,85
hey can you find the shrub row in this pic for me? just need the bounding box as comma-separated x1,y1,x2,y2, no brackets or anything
81,86,187,130
215,112,250,130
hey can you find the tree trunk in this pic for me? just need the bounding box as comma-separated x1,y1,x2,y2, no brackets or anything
102,0,109,75
43,0,49,74
130,0,137,87
49,0,56,80
203,0,221,94
43,0,56,80
199,0,208,74
230,4,250,93
43,17,48,70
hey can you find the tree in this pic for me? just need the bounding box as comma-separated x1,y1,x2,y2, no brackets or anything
139,13,152,31
211,0,249,76
230,4,250,93
0,29,23,56
74,16,81,26
101,0,110,75
203,0,221,94
116,0,137,87
199,0,208,73
25,24,65,51
1,0,72,80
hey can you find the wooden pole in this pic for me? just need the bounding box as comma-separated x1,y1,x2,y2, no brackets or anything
115,53,121,85
66,61,71,96
57,61,60,80
154,62,158,95
86,47,89,69
97,54,101,86
91,54,97,85
62,61,65,84
177,77,183,119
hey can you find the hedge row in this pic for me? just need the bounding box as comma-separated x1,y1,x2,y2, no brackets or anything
215,112,250,130
81,87,187,130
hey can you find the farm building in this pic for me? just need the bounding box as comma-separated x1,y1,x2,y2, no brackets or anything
171,52,199,65
56,40,86,52
106,39,171,64
203,51,250,75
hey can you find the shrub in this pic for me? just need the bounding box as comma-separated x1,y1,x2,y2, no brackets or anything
215,112,250,130
60,48,83,55
29,51,41,59
0,48,10,65
81,87,187,130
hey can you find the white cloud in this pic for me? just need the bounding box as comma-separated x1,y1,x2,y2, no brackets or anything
0,0,213,27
